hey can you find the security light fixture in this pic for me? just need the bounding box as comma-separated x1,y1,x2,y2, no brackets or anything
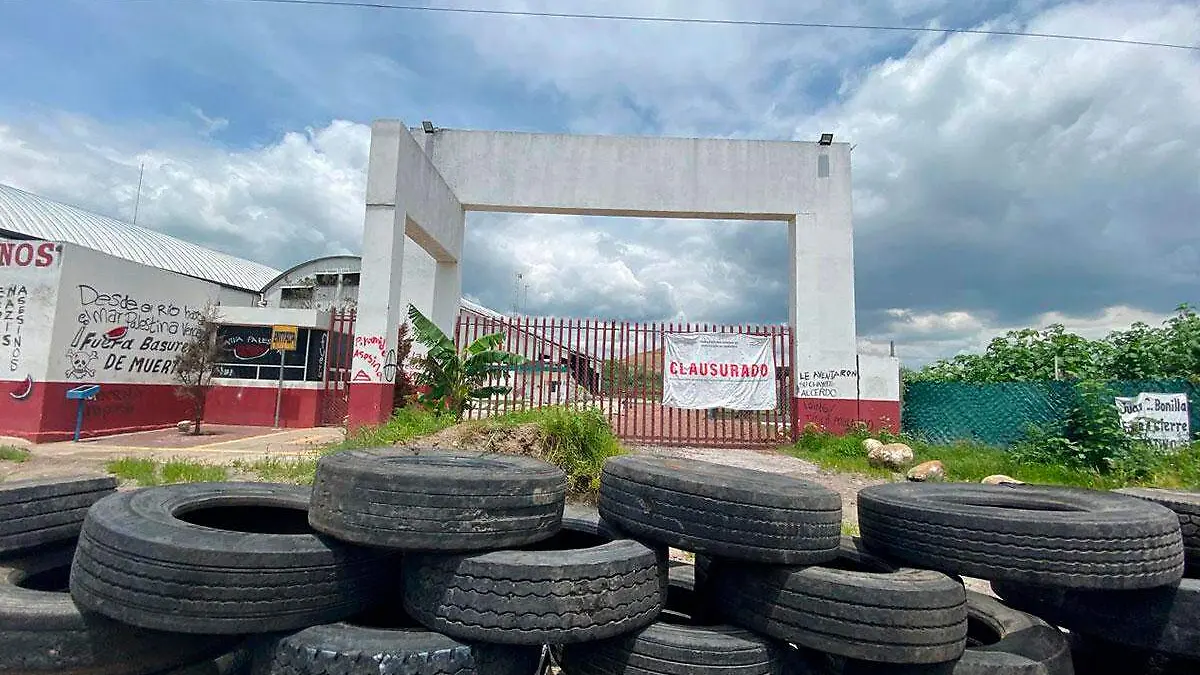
422,120,436,133
818,133,834,146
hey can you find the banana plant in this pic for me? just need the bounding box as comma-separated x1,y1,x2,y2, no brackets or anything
407,304,526,422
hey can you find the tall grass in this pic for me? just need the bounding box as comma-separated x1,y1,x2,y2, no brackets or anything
333,406,455,450
789,426,1200,490
328,404,625,500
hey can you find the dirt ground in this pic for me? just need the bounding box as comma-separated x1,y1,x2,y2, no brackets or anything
0,425,341,483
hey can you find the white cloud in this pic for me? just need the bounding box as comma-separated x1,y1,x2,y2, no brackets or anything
0,112,370,269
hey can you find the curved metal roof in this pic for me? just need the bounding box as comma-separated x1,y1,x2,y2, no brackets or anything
0,183,280,292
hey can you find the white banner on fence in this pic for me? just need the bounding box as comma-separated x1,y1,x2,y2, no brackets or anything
1114,392,1191,450
661,332,777,410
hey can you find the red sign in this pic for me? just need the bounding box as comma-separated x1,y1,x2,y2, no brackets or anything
0,242,58,267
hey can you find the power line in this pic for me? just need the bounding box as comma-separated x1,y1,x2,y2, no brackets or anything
120,0,1200,52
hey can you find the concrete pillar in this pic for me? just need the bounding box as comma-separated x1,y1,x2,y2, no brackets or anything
347,122,407,431
430,259,462,339
789,149,864,433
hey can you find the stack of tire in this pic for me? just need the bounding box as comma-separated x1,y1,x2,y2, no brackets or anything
3,451,1197,675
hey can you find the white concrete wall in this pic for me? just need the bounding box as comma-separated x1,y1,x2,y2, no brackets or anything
353,121,465,389
411,125,857,399
217,286,258,307
417,128,834,220
0,238,63,384
859,354,901,401
218,306,331,330
50,244,223,385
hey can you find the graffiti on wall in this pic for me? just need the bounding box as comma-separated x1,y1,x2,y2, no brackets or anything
352,335,398,383
795,367,858,399
1,240,61,399
61,283,205,382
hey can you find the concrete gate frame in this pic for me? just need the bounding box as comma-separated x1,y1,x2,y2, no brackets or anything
347,119,892,434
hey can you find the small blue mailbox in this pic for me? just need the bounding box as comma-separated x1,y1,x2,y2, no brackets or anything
66,384,100,442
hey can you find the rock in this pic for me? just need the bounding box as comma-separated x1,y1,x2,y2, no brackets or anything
982,474,1024,485
176,420,195,433
862,438,884,453
907,460,946,482
867,443,915,471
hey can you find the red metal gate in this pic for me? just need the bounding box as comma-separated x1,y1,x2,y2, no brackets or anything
454,315,794,448
320,309,356,426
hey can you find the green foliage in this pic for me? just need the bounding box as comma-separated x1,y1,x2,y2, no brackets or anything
791,424,1200,490
908,304,1200,384
407,305,526,422
107,456,227,486
106,457,159,486
335,406,455,451
230,456,319,484
1012,379,1159,477
161,460,228,484
0,446,30,463
524,406,624,497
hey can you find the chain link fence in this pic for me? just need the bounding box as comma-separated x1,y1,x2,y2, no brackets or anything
902,379,1198,447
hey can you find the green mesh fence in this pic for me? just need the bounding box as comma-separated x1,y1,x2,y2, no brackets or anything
902,380,1199,447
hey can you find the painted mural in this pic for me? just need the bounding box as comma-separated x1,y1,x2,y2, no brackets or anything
49,246,221,385
0,240,63,399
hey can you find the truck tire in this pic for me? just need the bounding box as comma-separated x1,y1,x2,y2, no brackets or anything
247,622,540,675
598,455,842,564
0,476,117,556
993,576,1200,660
707,536,968,664
1115,488,1200,575
308,448,567,551
403,505,666,645
817,591,1073,675
0,540,234,674
858,482,1184,589
559,553,788,675
69,482,396,634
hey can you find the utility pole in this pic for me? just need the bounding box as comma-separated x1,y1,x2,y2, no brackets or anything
132,162,145,225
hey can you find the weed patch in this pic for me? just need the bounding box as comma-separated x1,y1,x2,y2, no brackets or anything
0,446,29,463
106,457,227,486
161,460,227,484
106,457,160,486
231,456,319,485
333,407,455,451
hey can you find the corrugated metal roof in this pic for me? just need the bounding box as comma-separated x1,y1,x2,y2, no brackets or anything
0,183,280,292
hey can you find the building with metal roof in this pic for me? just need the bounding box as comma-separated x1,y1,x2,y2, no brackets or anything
0,182,280,292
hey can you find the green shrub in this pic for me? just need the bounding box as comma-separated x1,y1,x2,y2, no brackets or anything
534,406,625,497
1012,379,1154,475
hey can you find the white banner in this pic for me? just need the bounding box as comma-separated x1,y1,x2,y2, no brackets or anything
662,332,777,410
1114,392,1191,450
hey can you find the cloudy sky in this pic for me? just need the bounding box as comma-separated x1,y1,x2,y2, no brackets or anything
1,0,1197,366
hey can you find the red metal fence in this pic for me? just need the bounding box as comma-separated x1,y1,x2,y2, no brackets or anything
454,314,795,448
320,309,356,425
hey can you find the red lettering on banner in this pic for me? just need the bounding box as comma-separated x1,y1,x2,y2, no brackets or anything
666,361,772,379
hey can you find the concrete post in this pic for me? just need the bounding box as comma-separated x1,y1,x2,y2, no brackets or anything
430,259,462,339
347,122,408,430
789,144,863,433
